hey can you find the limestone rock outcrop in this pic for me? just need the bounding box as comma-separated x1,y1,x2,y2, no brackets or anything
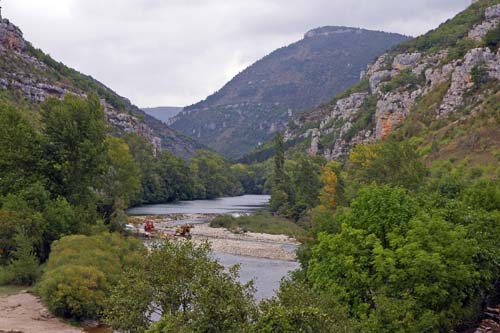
0,19,25,52
284,3,500,161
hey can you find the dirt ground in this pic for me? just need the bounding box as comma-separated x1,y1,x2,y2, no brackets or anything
0,291,82,333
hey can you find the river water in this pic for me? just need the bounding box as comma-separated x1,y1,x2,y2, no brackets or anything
126,195,300,301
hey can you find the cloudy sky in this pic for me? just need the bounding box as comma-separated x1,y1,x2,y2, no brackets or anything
7,0,470,108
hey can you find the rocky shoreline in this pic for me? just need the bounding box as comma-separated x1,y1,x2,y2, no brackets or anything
128,214,299,261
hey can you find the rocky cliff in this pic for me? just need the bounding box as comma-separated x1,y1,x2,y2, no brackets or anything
170,27,409,158
284,1,500,164
0,18,203,159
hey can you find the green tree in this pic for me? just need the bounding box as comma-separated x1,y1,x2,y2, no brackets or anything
104,240,256,333
348,140,427,191
0,102,44,196
270,133,292,214
307,185,483,332
1,231,40,285
41,95,107,205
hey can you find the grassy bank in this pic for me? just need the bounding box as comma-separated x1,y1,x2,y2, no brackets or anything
209,210,305,239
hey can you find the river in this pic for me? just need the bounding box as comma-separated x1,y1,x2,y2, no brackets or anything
127,195,300,301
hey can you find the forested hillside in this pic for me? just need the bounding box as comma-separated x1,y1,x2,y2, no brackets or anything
171,27,409,158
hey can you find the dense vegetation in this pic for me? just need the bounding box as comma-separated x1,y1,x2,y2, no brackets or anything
0,94,268,289
267,133,500,332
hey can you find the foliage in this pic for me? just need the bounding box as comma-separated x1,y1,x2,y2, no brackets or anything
256,278,358,333
190,150,242,199
104,240,256,333
319,162,340,211
394,0,499,53
37,233,144,321
308,185,488,332
484,24,500,51
209,210,306,238
270,133,292,214
0,231,40,286
41,95,107,205
0,102,45,196
471,61,490,89
381,68,424,93
347,140,427,193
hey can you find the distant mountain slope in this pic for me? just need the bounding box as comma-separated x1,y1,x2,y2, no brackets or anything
281,0,500,170
170,26,410,158
142,106,183,124
0,18,203,159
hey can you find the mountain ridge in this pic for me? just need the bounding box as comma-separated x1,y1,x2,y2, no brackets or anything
170,26,410,158
0,18,203,159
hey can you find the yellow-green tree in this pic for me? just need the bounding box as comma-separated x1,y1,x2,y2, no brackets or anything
319,162,339,211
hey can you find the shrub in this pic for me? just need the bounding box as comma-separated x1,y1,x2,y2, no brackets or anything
37,233,144,321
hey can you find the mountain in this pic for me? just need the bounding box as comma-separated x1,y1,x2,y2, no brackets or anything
279,0,500,168
142,106,183,124
0,18,203,159
170,27,410,158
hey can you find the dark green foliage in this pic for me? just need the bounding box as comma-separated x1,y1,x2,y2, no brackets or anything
484,24,500,51
308,185,488,332
0,231,40,286
381,68,424,93
0,103,45,196
471,61,490,88
41,95,107,205
270,133,292,214
190,150,242,199
104,240,256,333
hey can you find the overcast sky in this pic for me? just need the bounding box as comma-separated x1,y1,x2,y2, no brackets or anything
6,0,470,108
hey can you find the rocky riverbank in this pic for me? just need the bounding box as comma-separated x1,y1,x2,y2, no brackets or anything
128,215,299,261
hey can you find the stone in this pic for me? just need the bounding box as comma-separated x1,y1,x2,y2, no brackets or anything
469,5,500,41
308,128,320,157
369,70,391,92
320,92,368,129
375,89,421,139
439,48,500,117
0,19,25,52
392,53,422,70
485,4,500,19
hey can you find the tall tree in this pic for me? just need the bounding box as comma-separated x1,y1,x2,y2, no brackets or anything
270,133,291,214
41,95,107,205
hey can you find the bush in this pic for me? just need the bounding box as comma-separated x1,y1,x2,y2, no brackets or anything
37,233,144,321
484,25,500,51
209,211,306,238
1,232,41,286
381,69,423,93
104,240,256,333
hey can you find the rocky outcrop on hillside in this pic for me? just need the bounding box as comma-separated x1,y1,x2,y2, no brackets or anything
286,3,500,161
0,18,202,158
171,26,409,158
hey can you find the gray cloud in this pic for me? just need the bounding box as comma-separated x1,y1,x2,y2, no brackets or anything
7,0,470,107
